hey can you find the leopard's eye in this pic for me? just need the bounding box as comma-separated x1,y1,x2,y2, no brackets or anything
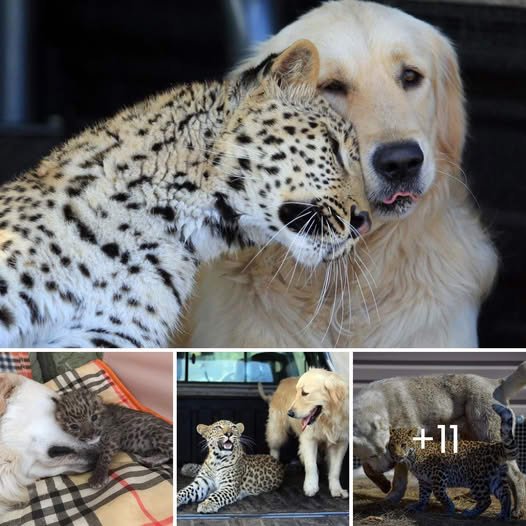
70,423,79,431
401,67,423,90
329,135,344,167
320,79,347,95
91,415,98,422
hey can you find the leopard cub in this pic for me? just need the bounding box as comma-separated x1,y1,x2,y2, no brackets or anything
54,387,172,488
388,403,518,520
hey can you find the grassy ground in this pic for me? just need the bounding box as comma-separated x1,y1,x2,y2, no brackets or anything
354,477,526,525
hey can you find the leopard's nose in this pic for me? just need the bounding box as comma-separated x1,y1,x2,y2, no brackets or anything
350,207,371,238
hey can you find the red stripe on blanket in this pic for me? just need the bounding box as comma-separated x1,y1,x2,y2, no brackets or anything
110,472,164,525
99,368,133,408
142,516,173,526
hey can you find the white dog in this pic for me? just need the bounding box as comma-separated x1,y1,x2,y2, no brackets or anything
0,374,92,512
179,0,497,348
353,362,526,517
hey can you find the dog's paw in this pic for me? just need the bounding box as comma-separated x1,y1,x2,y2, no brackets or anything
329,485,348,498
197,500,220,514
304,478,319,497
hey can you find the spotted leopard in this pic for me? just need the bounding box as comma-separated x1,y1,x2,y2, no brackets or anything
0,39,370,348
388,403,518,520
177,420,284,513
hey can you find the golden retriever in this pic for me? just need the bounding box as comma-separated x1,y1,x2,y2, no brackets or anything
259,368,348,498
179,0,497,348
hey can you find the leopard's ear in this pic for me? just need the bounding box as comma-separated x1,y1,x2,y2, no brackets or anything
236,423,245,435
196,424,208,436
270,39,320,89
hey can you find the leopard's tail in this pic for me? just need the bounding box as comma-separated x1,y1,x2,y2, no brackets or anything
492,403,518,460
257,382,272,403
180,463,201,478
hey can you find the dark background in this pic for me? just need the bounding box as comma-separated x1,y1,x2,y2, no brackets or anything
1,0,525,346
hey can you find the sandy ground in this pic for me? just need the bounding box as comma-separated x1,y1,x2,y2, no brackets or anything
353,477,526,525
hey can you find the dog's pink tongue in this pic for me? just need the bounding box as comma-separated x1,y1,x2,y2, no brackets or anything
301,417,309,432
383,192,419,204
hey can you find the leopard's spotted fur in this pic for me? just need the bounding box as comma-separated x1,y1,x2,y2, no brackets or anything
388,403,518,520
0,40,369,348
54,388,172,488
177,420,284,513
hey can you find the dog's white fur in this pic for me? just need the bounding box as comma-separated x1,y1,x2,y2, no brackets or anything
178,0,497,348
260,368,349,498
353,362,526,517
0,374,91,512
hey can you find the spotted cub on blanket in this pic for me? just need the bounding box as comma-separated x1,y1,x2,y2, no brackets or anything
53,388,172,488
388,403,517,520
177,420,284,513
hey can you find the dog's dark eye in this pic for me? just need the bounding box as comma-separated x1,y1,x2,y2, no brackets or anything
401,68,423,90
329,135,344,167
320,79,348,95
301,389,308,397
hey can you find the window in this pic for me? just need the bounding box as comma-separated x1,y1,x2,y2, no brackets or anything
177,352,312,383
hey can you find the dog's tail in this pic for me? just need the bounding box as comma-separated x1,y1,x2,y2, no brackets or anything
494,362,526,403
492,403,518,461
257,382,272,403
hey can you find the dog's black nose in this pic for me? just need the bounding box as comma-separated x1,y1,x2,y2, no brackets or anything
287,409,295,418
372,141,423,182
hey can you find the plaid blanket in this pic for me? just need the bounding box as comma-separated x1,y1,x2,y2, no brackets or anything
2,360,173,526
0,352,32,378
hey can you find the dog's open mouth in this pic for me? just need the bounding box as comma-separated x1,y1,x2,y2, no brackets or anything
219,439,234,451
301,405,322,431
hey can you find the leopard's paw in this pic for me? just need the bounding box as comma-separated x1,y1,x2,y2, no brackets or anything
89,474,109,489
197,500,220,514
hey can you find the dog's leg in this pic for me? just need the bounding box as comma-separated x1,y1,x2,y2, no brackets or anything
507,460,526,518
326,441,348,498
266,409,288,460
385,463,409,503
299,436,319,496
363,462,391,494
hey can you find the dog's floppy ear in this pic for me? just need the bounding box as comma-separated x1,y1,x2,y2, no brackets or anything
432,31,466,172
270,39,320,89
236,423,245,434
196,424,208,436
325,376,348,406
0,374,20,417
